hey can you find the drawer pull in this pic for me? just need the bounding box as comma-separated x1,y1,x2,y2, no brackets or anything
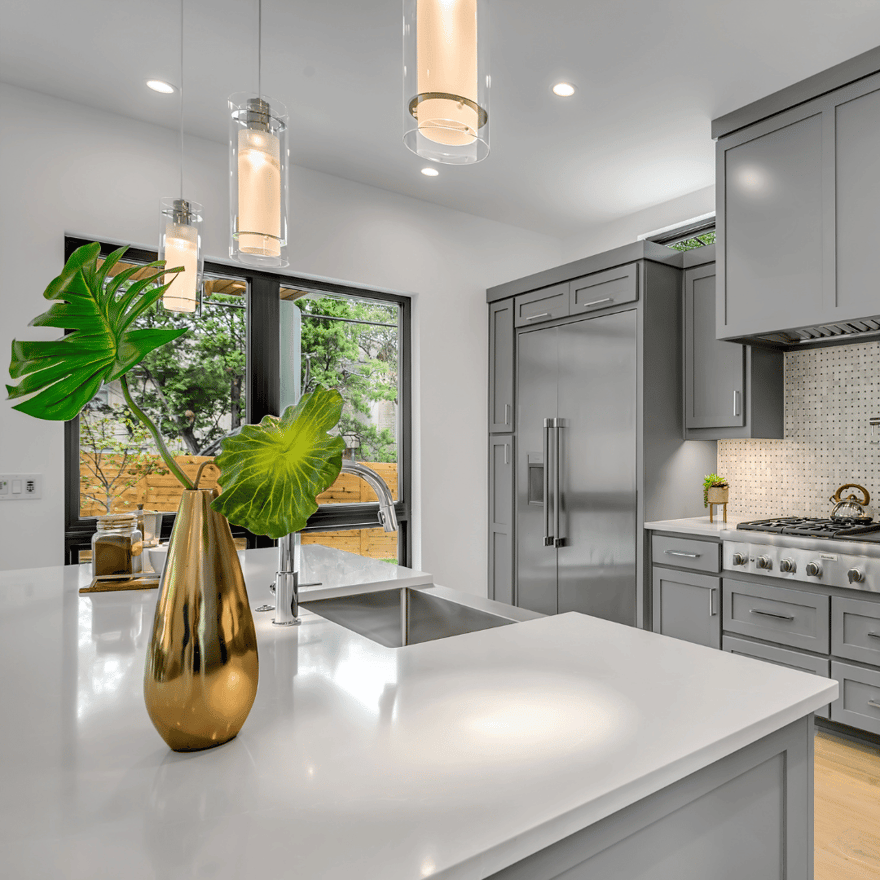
749,608,795,622
868,631,880,640
525,312,551,322
579,297,613,310
665,550,700,558
868,700,880,711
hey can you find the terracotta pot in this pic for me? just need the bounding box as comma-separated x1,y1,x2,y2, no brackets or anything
144,488,259,751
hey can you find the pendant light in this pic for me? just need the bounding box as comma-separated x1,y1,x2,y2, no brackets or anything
159,0,203,313
403,0,490,165
228,0,289,267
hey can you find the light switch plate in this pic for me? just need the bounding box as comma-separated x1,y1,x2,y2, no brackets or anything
0,474,42,500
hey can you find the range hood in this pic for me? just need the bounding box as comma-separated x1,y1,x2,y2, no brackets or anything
733,317,880,350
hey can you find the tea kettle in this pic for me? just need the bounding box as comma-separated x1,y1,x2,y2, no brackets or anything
829,484,871,520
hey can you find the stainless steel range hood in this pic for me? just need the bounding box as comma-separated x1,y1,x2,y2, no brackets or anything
734,317,880,350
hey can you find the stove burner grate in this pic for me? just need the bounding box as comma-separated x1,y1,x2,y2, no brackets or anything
737,516,880,538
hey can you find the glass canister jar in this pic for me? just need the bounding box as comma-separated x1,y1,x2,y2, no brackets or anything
92,514,144,578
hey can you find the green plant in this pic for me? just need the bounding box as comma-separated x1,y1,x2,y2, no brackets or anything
211,388,345,539
703,473,729,508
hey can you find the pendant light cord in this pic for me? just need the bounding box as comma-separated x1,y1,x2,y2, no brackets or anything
257,0,262,99
179,0,184,198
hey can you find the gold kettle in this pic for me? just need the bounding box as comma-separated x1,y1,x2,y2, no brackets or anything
829,484,870,520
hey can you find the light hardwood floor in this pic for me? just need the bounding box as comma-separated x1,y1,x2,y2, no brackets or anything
815,729,880,878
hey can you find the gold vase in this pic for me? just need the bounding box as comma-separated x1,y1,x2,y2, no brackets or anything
144,488,259,751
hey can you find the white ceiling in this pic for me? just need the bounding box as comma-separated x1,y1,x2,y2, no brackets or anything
3,0,880,238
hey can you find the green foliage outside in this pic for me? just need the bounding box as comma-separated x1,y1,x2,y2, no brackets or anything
668,231,716,252
298,296,399,463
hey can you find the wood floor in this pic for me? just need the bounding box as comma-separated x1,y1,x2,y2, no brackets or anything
815,729,880,878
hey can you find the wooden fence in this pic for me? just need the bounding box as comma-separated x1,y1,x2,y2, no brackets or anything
81,456,399,560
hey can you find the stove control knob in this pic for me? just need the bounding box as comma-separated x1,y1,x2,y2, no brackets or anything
780,558,796,573
848,568,865,584
806,562,822,578
732,552,747,566
757,555,772,570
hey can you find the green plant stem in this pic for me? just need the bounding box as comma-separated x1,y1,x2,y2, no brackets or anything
120,374,194,490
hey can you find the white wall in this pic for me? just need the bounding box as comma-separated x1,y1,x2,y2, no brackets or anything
0,83,563,592
561,185,715,263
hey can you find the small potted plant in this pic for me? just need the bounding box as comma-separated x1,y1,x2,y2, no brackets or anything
703,473,730,508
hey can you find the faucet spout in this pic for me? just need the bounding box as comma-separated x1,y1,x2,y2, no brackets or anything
272,461,398,626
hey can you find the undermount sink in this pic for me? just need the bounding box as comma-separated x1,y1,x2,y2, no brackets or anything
300,587,517,648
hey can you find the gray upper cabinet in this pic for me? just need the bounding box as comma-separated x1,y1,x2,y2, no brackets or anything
569,263,638,316
684,261,783,439
716,68,880,344
513,282,569,327
489,299,514,433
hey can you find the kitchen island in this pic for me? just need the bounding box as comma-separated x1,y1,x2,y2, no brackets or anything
0,547,835,879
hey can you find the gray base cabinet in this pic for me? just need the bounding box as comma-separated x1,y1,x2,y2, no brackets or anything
683,257,783,439
489,719,813,880
652,569,720,649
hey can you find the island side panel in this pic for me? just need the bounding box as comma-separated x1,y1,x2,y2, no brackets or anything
490,717,813,880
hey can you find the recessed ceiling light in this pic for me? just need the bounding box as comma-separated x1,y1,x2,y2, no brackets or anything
552,82,576,98
147,79,177,94
421,167,439,177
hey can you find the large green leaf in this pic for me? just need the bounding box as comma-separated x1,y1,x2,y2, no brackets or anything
211,387,345,538
6,242,186,421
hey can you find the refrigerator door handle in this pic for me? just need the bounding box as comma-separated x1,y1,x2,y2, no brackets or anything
553,419,565,547
543,419,554,546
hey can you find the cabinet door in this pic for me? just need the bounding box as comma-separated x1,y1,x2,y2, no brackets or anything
569,264,638,316
489,299,514,433
684,265,745,429
513,283,569,327
834,82,880,322
489,436,514,605
718,109,825,338
652,568,720,649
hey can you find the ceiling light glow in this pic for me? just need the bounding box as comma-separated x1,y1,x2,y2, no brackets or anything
552,82,576,97
421,167,440,177
147,79,177,94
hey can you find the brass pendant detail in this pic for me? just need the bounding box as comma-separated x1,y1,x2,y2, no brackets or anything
144,489,259,751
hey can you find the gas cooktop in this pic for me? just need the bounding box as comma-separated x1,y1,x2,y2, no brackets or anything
737,516,880,539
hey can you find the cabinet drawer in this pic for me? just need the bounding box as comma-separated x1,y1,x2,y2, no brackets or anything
723,579,829,653
514,283,569,327
651,535,720,573
832,595,880,667
723,636,830,718
830,660,880,737
569,264,638,315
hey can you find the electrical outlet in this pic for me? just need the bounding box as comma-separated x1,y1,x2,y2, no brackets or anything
0,474,42,500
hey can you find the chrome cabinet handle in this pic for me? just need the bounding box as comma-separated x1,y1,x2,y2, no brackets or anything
665,550,700,558
542,420,553,546
525,312,551,322
709,588,717,617
733,390,741,417
749,608,795,622
553,419,564,548
867,631,880,640
868,699,880,710
504,443,509,466
580,297,613,310
504,403,510,425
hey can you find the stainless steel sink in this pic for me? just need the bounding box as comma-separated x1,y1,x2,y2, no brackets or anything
301,587,518,648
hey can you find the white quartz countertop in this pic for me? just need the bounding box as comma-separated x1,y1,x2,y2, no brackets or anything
644,515,751,536
0,546,835,879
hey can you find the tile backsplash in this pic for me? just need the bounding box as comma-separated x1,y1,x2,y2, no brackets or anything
718,341,880,519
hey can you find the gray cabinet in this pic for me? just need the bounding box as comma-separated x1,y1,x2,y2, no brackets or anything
683,261,783,439
489,299,514,433
513,282,569,327
830,661,880,737
715,68,880,344
652,568,720,649
488,436,514,604
569,264,638,316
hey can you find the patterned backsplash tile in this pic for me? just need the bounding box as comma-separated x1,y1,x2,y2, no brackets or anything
718,340,880,520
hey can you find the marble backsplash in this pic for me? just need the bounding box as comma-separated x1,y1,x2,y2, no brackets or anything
717,340,880,520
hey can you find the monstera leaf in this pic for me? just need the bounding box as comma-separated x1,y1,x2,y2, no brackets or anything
6,242,185,421
211,387,345,539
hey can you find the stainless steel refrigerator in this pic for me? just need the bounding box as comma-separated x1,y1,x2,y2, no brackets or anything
516,310,637,623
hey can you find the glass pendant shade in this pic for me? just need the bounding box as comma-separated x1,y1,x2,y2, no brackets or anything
403,0,490,165
228,94,289,267
159,198,203,313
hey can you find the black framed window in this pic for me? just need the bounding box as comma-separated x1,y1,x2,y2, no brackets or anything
63,236,411,566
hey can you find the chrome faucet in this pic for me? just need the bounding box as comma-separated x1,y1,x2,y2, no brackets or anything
271,460,399,626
